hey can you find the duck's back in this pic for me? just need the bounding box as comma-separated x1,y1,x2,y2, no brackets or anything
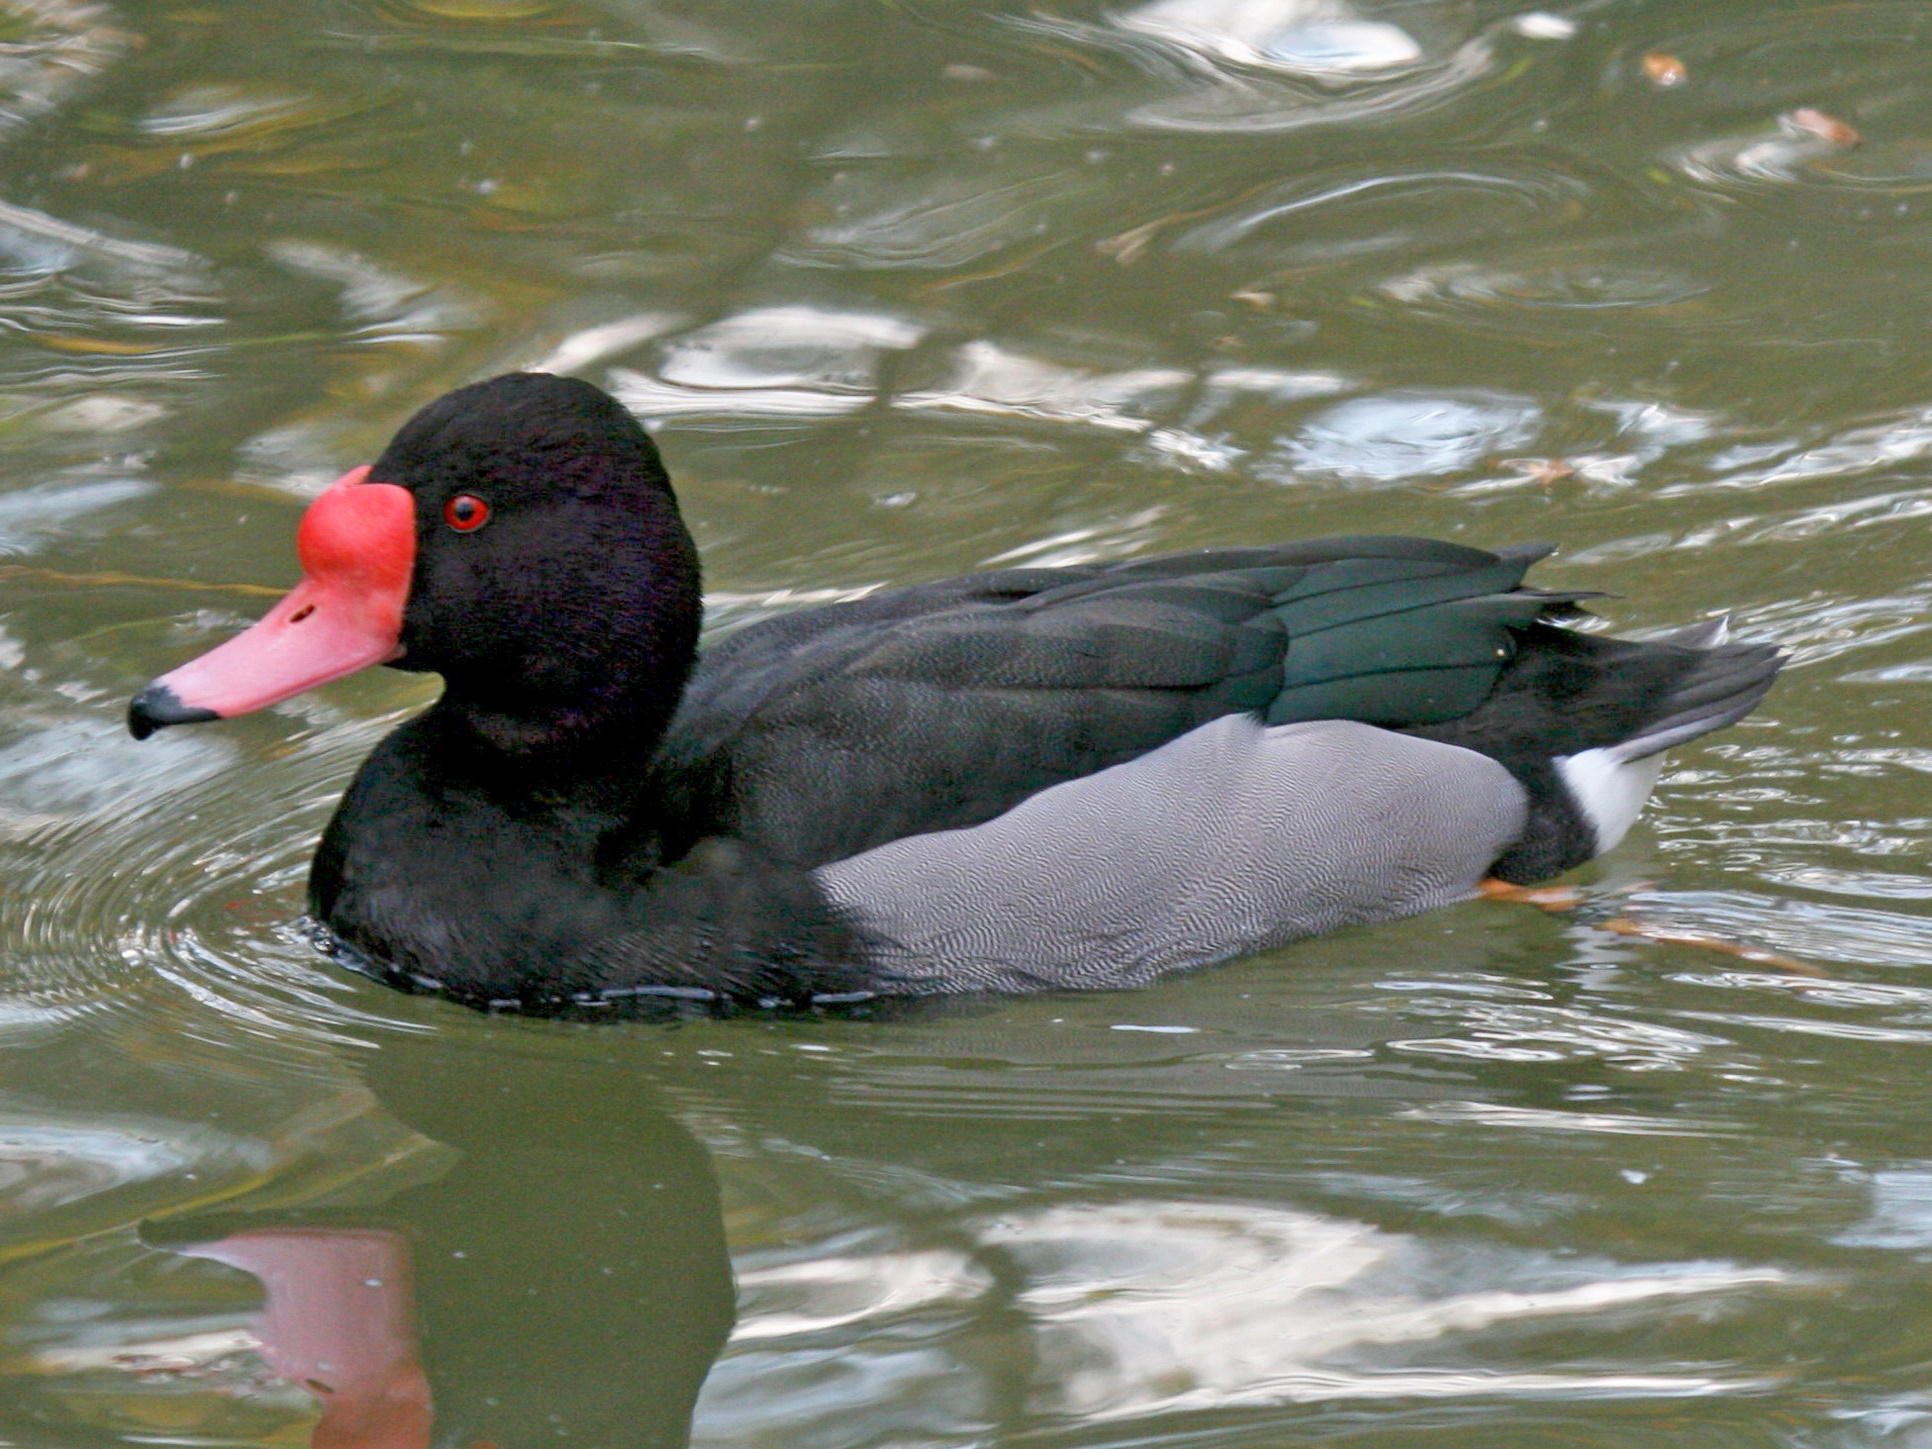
659,535,1568,868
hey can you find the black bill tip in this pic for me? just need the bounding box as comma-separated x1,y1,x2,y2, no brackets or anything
128,684,219,741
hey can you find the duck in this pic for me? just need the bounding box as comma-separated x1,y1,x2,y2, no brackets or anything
128,371,1783,1012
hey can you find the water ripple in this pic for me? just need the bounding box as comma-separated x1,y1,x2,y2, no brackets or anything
1398,1101,1737,1138
1378,252,1716,336
0,199,205,277
701,1195,1798,1444
1687,404,1932,493
1674,117,1871,193
1115,1,1425,76
0,198,222,408
1261,388,1540,484
339,1,755,63
0,475,153,557
1127,49,1492,135
1730,591,1932,668
780,166,1087,272
1171,161,1591,264
611,306,927,424
985,0,1500,136
1386,1003,1732,1069
0,0,129,140
895,340,1188,435
0,692,428,1058
1619,889,1932,972
132,83,386,151
0,1114,270,1218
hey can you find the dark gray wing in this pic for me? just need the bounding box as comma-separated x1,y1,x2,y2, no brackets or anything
659,535,1567,867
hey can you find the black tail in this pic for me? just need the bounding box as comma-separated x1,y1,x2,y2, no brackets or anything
1408,618,1784,882
1603,619,1784,760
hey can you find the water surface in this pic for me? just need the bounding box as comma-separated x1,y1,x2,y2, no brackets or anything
6,1,1932,1444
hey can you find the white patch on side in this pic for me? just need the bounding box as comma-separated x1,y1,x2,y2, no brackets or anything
1555,747,1668,855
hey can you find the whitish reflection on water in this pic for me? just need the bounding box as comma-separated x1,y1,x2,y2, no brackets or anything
7,0,1932,1444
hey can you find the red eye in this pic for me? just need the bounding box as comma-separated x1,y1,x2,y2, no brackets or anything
444,494,490,532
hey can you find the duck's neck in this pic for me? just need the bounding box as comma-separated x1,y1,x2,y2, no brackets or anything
429,666,692,777
424,594,702,783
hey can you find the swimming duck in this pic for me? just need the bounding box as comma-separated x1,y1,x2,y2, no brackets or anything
128,372,1782,1010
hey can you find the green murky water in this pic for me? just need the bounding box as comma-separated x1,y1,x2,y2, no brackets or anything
6,1,1932,1444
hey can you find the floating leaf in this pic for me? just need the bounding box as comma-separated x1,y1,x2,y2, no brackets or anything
1786,107,1860,146
1641,52,1687,87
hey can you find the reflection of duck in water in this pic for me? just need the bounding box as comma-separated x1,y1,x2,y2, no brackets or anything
145,1038,733,1449
129,373,1780,1010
